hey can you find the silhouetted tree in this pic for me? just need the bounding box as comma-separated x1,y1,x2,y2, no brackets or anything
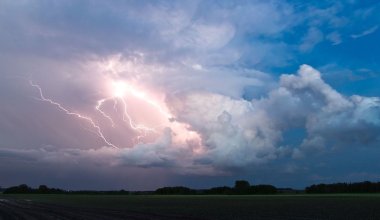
38,185,49,194
234,180,250,194
4,184,33,194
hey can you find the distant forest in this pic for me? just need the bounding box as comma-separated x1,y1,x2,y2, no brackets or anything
305,181,380,193
3,180,380,195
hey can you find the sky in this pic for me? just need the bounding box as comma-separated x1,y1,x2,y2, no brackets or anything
0,0,380,190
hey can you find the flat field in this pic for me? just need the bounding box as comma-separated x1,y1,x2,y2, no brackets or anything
1,194,380,219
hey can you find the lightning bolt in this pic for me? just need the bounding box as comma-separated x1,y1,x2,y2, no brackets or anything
94,95,157,143
123,84,171,118
30,78,170,148
95,98,115,127
94,81,168,142
30,81,119,149
117,84,176,143
113,98,118,112
119,98,156,132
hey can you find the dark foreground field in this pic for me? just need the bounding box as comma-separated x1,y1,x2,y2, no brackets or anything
1,194,380,220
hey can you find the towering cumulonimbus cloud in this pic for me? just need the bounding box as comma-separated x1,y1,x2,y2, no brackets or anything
0,0,380,189
272,65,380,156
1,53,379,175
158,64,380,170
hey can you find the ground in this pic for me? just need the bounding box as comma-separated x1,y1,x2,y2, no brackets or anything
1,194,380,219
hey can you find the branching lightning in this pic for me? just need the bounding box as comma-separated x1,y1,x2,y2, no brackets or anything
30,81,119,149
30,79,172,148
96,99,115,127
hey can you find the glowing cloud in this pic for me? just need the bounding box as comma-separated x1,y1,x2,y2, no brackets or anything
30,70,203,153
112,81,128,98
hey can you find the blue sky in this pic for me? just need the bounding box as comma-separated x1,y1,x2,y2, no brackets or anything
0,0,379,190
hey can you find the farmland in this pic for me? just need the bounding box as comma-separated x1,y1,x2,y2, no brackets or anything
1,194,380,219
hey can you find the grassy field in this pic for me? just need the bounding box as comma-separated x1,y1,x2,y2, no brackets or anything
2,194,380,219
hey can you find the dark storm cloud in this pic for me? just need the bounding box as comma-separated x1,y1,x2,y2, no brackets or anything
0,0,380,189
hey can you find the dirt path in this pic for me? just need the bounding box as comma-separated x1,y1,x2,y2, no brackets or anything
0,198,199,220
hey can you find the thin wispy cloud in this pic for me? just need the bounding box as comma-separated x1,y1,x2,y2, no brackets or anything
351,25,379,39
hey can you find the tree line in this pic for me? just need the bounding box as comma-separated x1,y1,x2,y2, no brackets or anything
155,180,277,195
3,180,276,195
305,181,380,193
3,184,129,195
4,180,380,195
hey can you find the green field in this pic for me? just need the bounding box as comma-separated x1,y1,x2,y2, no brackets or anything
1,194,380,219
